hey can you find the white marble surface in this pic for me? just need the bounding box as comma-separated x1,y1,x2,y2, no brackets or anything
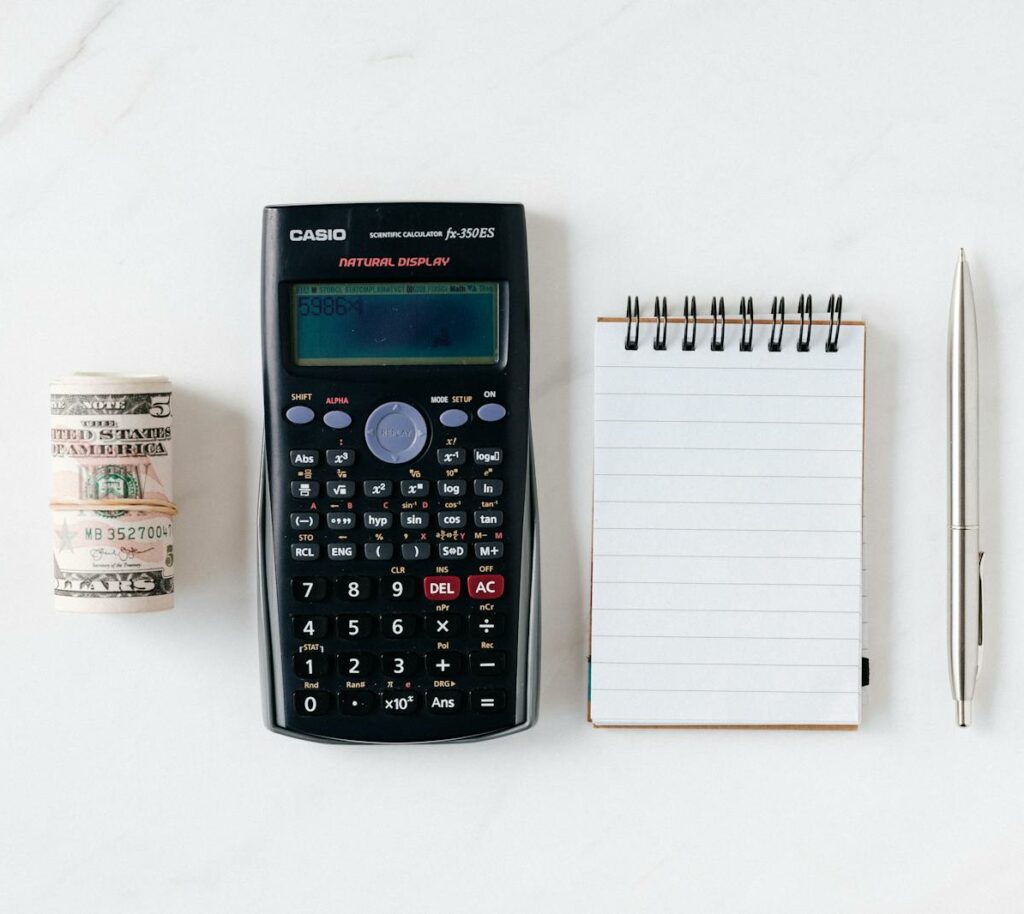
2,2,1024,911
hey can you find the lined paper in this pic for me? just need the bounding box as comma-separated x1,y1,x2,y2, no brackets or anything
589,318,865,727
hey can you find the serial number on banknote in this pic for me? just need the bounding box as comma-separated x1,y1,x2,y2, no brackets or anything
83,524,173,541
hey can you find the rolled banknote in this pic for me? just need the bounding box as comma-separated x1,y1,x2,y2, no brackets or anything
50,374,176,612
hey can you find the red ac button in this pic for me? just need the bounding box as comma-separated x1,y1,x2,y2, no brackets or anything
423,575,461,601
467,574,505,600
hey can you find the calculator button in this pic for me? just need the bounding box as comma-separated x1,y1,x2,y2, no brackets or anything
294,690,330,715
381,690,419,714
326,512,357,531
382,613,418,638
381,576,416,601
364,543,394,561
424,576,461,601
473,478,503,497
437,479,467,497
337,652,374,678
426,690,465,713
470,651,506,675
289,449,319,467
291,480,320,499
471,613,505,637
427,614,462,636
474,542,504,560
327,543,357,561
400,511,429,529
474,510,503,529
473,448,503,466
401,543,431,561
468,574,505,600
294,652,331,679
292,577,328,602
437,447,466,467
337,576,373,601
326,449,356,468
292,614,329,639
438,511,467,529
325,480,355,498
476,403,507,422
290,543,320,561
363,480,393,498
400,479,430,497
337,613,373,639
439,408,470,428
338,691,375,715
471,689,507,712
364,401,429,464
363,511,393,530
290,512,320,531
323,409,352,430
285,405,316,425
438,543,469,560
425,651,463,675
381,652,418,677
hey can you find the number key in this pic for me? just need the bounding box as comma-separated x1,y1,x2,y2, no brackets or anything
291,576,328,602
381,652,418,677
337,613,373,639
293,652,331,679
337,576,373,601
337,652,373,678
382,576,416,601
382,613,418,638
292,614,329,639
294,690,331,715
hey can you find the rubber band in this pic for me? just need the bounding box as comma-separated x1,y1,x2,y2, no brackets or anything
49,498,178,517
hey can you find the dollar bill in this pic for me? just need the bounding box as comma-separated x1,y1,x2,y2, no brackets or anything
50,374,175,612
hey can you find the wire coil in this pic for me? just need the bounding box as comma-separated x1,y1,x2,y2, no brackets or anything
622,295,844,352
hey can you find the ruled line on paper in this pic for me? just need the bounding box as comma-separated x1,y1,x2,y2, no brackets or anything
595,364,863,372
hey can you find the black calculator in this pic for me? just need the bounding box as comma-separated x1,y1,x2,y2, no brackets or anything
258,202,539,743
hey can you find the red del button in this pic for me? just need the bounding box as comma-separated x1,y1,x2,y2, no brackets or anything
467,574,505,599
424,576,461,601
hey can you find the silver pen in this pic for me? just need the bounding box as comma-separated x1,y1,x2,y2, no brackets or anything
948,248,984,727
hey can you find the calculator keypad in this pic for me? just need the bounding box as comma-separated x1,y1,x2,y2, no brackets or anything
278,396,519,739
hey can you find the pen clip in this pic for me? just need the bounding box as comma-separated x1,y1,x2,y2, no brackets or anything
977,551,985,652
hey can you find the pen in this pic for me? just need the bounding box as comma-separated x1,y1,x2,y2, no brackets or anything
948,248,984,728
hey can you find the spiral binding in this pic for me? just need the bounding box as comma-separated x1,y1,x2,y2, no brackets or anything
623,296,844,352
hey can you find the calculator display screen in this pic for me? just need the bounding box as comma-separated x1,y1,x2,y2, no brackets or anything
291,282,500,366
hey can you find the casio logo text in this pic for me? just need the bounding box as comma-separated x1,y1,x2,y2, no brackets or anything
289,228,347,242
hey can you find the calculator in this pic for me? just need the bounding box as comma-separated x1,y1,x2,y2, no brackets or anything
258,202,539,743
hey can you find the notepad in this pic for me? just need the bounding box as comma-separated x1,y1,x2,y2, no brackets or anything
589,309,866,728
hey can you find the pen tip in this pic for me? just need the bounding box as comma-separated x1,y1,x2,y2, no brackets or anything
959,247,966,263
956,699,972,727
